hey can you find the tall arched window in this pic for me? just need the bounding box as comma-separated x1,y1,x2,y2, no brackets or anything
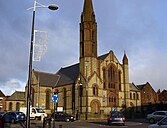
46,89,51,109
9,102,13,111
108,66,116,89
118,71,121,91
16,102,20,111
103,68,106,89
92,85,98,96
130,93,132,100
62,88,67,111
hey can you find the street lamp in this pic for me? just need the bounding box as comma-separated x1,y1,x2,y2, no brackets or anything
26,1,58,128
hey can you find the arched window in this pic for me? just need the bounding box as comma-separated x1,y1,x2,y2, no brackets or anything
46,89,51,109
108,66,116,89
9,102,13,111
118,71,121,91
16,102,20,111
102,68,106,89
130,93,132,100
133,93,136,100
62,88,66,111
31,88,34,107
92,85,98,96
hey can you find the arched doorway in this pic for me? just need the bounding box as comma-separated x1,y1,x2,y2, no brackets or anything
90,99,101,114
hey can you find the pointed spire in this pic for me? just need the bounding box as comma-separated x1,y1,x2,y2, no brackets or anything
83,0,94,14
81,0,95,22
123,51,128,65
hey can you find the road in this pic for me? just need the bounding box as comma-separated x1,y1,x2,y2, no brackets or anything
7,120,149,128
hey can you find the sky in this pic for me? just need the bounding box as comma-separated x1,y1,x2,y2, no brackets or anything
0,0,167,95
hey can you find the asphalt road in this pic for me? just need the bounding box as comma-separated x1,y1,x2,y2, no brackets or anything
8,120,149,128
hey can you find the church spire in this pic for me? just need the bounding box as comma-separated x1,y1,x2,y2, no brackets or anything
83,0,94,14
81,0,95,22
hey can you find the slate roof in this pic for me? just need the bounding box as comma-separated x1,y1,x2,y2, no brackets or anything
129,83,140,91
56,63,79,87
0,90,5,97
6,91,25,101
136,83,147,90
98,53,109,60
34,70,60,87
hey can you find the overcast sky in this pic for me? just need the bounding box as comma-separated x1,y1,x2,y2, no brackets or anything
0,0,166,95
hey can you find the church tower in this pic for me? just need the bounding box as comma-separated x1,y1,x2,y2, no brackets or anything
80,0,98,78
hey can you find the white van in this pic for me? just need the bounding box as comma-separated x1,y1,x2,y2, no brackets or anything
20,107,47,120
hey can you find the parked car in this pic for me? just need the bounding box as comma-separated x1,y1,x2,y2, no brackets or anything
2,112,14,123
0,112,5,116
107,111,125,126
148,116,167,128
9,112,26,123
51,112,76,122
147,111,167,124
0,114,4,128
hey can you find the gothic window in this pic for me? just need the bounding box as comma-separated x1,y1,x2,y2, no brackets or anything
46,89,51,109
103,68,106,89
9,102,12,111
118,71,121,91
16,102,20,111
108,66,116,89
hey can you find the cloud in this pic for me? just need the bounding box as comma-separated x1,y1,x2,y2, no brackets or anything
0,79,26,96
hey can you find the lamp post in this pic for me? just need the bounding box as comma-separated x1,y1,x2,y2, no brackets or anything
26,1,58,128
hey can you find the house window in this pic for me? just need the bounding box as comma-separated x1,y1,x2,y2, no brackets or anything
46,89,51,109
130,93,132,100
9,102,13,111
137,93,139,100
133,93,136,100
16,102,20,111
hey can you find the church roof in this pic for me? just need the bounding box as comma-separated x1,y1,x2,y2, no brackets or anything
56,63,79,87
6,91,25,101
98,53,109,60
34,71,60,87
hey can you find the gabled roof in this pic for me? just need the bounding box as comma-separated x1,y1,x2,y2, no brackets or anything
129,83,140,91
6,91,25,101
34,70,59,87
56,63,79,86
0,90,5,97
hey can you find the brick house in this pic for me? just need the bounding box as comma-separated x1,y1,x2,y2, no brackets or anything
5,91,25,111
137,82,158,105
158,90,167,104
0,90,6,111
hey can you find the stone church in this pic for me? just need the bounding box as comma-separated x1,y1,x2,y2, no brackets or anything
28,0,141,118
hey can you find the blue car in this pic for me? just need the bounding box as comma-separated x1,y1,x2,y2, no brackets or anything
3,112,25,124
107,111,125,126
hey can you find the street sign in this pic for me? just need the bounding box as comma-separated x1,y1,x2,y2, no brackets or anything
52,94,59,103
